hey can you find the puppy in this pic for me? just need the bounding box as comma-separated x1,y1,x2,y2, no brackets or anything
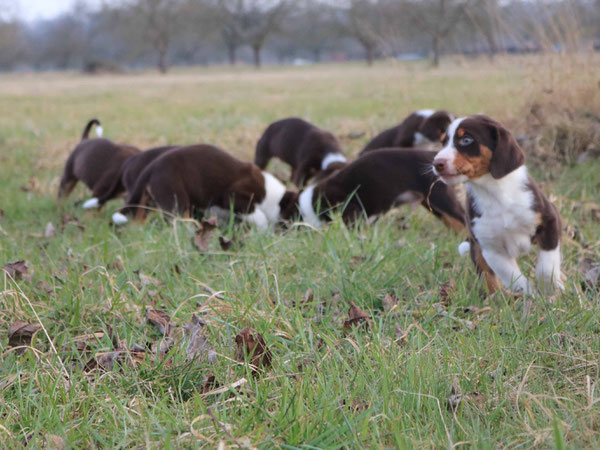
112,144,296,230
84,145,179,209
432,114,563,295
255,117,347,187
360,110,453,155
58,119,140,201
297,148,465,233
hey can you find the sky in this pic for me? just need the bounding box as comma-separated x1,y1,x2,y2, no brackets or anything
12,0,103,22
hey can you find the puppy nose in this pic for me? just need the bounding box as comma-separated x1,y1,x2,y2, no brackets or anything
433,159,447,173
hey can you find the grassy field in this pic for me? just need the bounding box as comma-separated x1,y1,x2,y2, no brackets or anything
1,57,600,448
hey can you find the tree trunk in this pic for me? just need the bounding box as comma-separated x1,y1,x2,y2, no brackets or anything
227,45,236,65
253,45,261,68
432,35,440,67
365,45,374,66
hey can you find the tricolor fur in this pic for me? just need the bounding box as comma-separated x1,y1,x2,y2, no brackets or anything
432,114,563,295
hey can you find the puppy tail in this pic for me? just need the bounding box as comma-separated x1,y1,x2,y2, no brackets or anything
81,118,101,140
458,241,471,256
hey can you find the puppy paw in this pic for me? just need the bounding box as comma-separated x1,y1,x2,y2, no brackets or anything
112,212,128,225
458,241,470,256
82,197,100,209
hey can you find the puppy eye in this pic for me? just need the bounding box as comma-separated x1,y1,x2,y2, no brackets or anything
459,136,474,146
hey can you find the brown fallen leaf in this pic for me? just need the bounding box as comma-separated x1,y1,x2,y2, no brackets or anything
193,216,218,252
382,293,398,312
218,236,234,251
35,280,53,294
235,327,272,370
350,254,367,264
20,176,40,193
44,222,56,238
137,272,161,287
86,339,127,372
108,260,124,271
439,279,456,306
343,301,370,329
146,309,172,336
8,320,42,354
201,374,220,393
60,214,84,231
447,391,487,412
184,314,217,363
70,331,105,355
2,260,31,281
46,434,66,450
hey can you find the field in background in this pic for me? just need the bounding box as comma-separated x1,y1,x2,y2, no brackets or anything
1,56,600,448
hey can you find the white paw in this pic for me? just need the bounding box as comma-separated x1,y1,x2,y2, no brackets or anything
112,212,128,225
82,197,99,209
458,241,470,256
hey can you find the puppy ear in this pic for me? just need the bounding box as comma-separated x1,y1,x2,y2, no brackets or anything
279,190,299,220
490,124,525,179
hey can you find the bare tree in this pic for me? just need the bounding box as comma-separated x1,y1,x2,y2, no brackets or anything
219,0,288,68
346,0,381,65
404,0,469,66
133,0,184,73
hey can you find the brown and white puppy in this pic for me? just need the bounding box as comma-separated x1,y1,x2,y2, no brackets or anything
255,117,347,187
360,110,453,155
112,144,295,230
297,148,465,233
58,119,140,202
84,145,179,209
432,114,563,295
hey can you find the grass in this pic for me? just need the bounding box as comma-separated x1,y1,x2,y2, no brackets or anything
1,56,600,448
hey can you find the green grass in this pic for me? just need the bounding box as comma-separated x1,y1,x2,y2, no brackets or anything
1,58,600,448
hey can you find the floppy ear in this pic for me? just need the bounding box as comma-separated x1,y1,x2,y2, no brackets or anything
489,124,525,179
278,190,299,221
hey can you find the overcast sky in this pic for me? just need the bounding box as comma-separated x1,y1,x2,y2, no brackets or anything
13,0,104,22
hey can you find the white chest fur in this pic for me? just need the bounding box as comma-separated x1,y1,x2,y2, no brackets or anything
468,166,537,259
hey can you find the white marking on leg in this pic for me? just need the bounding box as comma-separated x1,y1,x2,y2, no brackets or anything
112,212,128,225
95,125,103,137
458,241,471,256
82,197,99,209
536,247,564,292
298,185,322,227
321,153,347,170
482,249,534,294
257,172,286,224
244,207,268,230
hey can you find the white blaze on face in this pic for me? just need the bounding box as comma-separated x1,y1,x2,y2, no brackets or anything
256,171,286,224
321,153,347,170
432,117,466,180
298,185,322,227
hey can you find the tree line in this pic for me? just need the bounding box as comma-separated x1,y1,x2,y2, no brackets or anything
0,0,599,73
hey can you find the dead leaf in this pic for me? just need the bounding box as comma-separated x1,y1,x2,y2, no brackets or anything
46,434,66,450
235,327,271,370
44,222,55,238
35,280,53,293
448,391,487,412
108,260,124,271
184,314,216,363
20,176,40,193
439,279,456,306
60,214,84,231
382,293,398,312
86,339,127,372
343,301,370,329
2,260,31,281
137,272,161,287
218,236,234,251
202,374,220,393
350,254,367,264
8,320,42,354
146,309,172,336
193,216,218,252
70,331,105,355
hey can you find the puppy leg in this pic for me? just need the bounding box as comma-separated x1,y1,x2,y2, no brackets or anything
58,154,77,199
244,207,268,230
481,249,534,295
425,183,466,235
470,239,501,294
292,162,310,187
254,136,271,169
89,172,123,210
536,246,564,293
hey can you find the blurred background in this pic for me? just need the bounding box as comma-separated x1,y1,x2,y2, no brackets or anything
1,0,599,73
